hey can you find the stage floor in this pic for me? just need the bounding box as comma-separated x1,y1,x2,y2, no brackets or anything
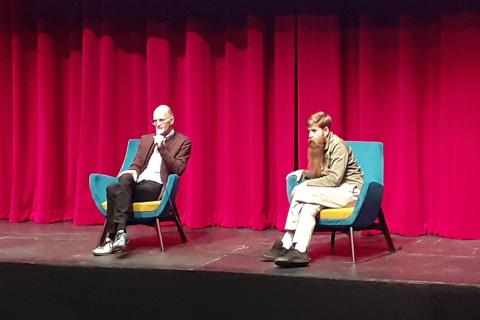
0,220,479,287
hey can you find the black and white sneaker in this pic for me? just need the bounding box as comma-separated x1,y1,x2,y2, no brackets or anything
112,231,129,251
92,238,114,256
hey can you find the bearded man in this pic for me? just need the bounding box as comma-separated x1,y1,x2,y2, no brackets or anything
261,111,364,267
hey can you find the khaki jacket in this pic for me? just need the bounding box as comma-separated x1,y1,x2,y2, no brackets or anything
306,132,363,189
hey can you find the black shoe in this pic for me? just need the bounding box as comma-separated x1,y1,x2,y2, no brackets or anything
261,240,288,262
274,249,311,268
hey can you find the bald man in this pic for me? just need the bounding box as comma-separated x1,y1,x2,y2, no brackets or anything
92,105,192,256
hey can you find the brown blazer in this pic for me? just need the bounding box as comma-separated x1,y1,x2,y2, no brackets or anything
129,131,192,196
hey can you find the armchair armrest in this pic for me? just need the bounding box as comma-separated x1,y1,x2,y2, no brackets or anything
286,174,304,203
352,180,384,227
89,174,117,216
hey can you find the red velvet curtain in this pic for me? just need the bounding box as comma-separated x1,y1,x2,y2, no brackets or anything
296,1,480,239
0,0,296,230
1,0,479,239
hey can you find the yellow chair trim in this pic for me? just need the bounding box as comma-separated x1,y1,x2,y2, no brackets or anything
319,207,355,220
101,200,162,212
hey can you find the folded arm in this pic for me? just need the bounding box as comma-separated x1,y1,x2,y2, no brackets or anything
159,139,192,175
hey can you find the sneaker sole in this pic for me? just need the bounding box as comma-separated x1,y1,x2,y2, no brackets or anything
261,254,276,262
92,251,115,256
112,242,129,252
274,260,310,268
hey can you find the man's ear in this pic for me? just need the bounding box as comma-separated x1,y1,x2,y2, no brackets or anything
170,117,175,125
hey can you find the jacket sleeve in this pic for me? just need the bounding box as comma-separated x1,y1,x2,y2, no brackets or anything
159,139,192,175
129,137,149,175
303,170,326,180
306,143,348,187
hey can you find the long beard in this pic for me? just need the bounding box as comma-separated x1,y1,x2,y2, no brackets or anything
307,136,326,178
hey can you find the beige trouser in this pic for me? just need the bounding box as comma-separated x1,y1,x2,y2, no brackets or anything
282,182,359,253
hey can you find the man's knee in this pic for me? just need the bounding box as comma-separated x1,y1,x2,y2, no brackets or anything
302,204,321,218
118,173,135,185
107,174,135,194
106,182,122,195
292,183,309,196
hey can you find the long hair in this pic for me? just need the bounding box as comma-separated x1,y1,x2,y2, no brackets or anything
307,134,327,178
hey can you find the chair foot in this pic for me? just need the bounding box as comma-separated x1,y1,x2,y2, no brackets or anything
171,200,187,243
378,209,395,252
97,221,108,247
155,219,165,252
349,227,356,263
330,232,336,249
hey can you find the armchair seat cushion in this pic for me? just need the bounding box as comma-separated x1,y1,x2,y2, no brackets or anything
101,200,162,212
320,207,355,220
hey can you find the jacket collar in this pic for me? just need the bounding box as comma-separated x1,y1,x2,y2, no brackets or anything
324,131,333,151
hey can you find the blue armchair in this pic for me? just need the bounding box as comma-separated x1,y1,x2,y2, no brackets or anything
286,141,395,263
89,139,187,251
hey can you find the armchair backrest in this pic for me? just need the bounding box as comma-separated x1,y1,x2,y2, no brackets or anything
156,174,180,213
119,139,140,174
347,141,383,185
344,141,384,227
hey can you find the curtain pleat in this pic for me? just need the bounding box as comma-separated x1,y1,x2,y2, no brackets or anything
1,0,479,238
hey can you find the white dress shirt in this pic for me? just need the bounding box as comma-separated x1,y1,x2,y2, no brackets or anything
137,130,175,184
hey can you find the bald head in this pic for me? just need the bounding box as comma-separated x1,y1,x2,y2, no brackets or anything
154,104,174,118
152,104,175,136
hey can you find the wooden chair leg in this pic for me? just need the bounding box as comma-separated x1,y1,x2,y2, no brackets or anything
349,227,356,264
170,200,187,243
97,221,108,246
155,219,165,252
378,208,395,252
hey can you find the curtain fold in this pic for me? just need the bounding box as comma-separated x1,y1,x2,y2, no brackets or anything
1,0,479,238
296,3,480,238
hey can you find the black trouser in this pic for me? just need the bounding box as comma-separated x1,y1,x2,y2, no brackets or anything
105,174,163,237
